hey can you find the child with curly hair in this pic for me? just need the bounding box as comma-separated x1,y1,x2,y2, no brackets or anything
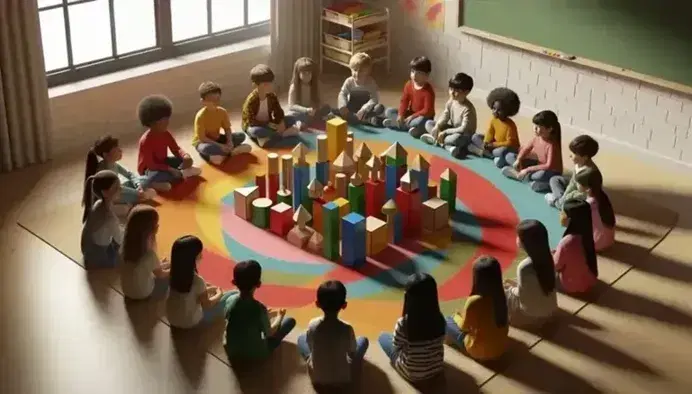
467,87,521,167
337,52,384,126
382,56,435,137
137,95,201,192
242,64,298,148
419,72,477,158
501,110,563,193
287,57,332,130
546,135,600,208
193,81,252,165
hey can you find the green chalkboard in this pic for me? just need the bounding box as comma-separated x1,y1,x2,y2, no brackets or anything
463,0,692,88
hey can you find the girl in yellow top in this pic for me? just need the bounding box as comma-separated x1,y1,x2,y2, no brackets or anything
446,256,509,361
468,87,521,168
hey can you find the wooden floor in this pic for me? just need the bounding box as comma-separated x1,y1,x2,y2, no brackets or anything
2,86,692,394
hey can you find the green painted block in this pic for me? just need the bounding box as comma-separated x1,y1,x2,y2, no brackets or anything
440,179,457,212
348,184,365,215
322,202,340,260
385,155,406,167
277,190,292,205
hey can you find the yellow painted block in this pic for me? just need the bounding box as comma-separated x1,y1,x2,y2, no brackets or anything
333,197,351,220
366,216,387,256
327,117,348,163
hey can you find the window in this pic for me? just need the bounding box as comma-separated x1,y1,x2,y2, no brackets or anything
38,0,270,87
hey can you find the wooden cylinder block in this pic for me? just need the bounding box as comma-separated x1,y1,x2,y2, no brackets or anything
345,138,354,158
251,198,273,228
281,154,293,191
335,173,348,198
267,153,279,175
316,135,328,162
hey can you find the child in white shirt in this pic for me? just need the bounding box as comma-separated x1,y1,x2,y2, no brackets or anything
80,170,123,269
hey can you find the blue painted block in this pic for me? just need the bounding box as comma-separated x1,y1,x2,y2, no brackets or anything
411,169,429,201
341,213,366,267
292,164,310,210
315,161,329,187
392,212,403,244
385,164,398,200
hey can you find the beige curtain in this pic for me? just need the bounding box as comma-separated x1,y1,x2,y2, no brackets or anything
0,0,52,173
269,0,322,92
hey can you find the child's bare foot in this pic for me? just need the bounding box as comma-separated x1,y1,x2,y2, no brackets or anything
151,182,172,192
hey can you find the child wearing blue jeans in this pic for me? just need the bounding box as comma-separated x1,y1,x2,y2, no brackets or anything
224,260,296,361
381,56,435,137
337,52,384,126
297,280,369,390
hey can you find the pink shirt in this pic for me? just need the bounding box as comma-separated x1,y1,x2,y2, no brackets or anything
518,136,563,173
554,234,597,294
587,196,615,252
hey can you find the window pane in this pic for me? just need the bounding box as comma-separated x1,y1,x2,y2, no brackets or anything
212,0,244,33
248,0,270,24
171,0,208,42
39,9,69,72
114,0,156,55
38,0,62,9
68,0,113,64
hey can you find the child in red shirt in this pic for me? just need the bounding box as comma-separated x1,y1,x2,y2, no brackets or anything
382,56,435,138
137,95,201,192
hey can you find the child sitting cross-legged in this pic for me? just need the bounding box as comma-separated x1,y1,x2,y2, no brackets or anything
287,57,333,130
546,135,600,208
382,56,435,137
242,64,298,148
297,280,369,391
419,72,477,158
224,260,296,362
193,81,251,165
555,199,598,294
337,52,385,126
575,168,616,252
81,170,123,269
137,95,201,192
467,87,521,167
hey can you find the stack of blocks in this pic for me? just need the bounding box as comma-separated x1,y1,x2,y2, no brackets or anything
342,213,366,267
366,216,387,256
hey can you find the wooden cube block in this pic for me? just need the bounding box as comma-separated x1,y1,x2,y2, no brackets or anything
366,216,388,256
234,186,259,220
307,231,324,254
333,197,351,221
287,226,314,249
269,202,293,237
421,198,449,232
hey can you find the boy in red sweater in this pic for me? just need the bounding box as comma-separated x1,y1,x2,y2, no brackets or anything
137,95,201,192
382,56,435,138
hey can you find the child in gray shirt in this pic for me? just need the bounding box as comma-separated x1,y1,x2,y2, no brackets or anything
337,53,384,126
420,73,477,158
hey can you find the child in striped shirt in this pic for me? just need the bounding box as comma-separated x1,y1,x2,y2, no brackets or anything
378,273,446,382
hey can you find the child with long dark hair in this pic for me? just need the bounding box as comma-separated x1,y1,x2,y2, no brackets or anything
555,199,598,294
166,235,235,329
287,57,332,130
81,170,123,268
378,273,446,382
575,168,616,252
504,220,557,326
120,205,170,300
446,256,509,361
85,135,156,206
502,110,563,193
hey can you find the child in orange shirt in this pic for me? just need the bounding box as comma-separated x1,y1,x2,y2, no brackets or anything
468,87,521,167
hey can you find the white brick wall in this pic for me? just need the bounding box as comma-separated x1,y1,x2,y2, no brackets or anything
378,0,692,166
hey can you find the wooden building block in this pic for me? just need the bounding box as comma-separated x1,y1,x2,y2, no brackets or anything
341,213,366,267
293,142,308,164
255,174,266,198
427,182,438,200
316,134,328,162
395,187,422,237
419,226,453,250
307,231,324,254
267,173,279,202
312,197,326,234
410,155,430,201
335,173,348,198
399,170,418,193
281,154,293,191
332,151,355,177
322,202,340,260
327,117,347,162
287,226,314,249
277,189,292,205
345,137,354,158
267,153,279,174
315,161,329,187
383,142,407,167
421,197,449,233
381,199,402,244
354,143,372,180
292,163,310,210
333,197,351,223
233,186,259,220
251,198,273,228
440,168,457,213
348,182,365,215
365,179,385,219
366,216,387,256
269,202,293,237
366,155,382,182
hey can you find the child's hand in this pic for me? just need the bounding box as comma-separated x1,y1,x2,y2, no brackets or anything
278,308,286,318
484,143,494,151
518,169,530,179
182,155,193,168
396,115,404,125
436,131,447,145
168,167,183,177
404,115,415,124
339,107,349,117
512,160,521,170
308,108,316,116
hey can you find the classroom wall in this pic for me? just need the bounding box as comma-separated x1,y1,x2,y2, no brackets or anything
375,0,692,166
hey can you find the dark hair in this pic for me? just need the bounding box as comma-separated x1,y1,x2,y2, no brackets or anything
563,199,598,277
82,170,119,223
401,273,446,341
575,168,616,228
486,87,520,117
470,256,508,327
316,280,347,313
121,205,159,264
533,110,562,145
517,220,556,295
569,135,599,158
250,64,275,84
198,81,222,99
448,72,473,92
169,235,203,293
233,260,262,293
137,95,173,128
85,135,119,186
410,56,432,74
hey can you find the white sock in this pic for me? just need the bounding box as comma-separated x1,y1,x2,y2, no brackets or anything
181,167,201,178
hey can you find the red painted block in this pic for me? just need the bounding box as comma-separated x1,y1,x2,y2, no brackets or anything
255,174,266,198
395,187,422,237
269,202,293,237
365,179,385,219
267,173,279,202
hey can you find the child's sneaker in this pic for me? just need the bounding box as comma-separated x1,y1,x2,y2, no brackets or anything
181,167,202,178
467,144,485,157
446,146,460,157
256,137,271,147
231,144,252,155
151,182,172,192
295,121,308,131
210,155,226,165
420,134,436,145
544,193,557,206
501,166,522,181
141,188,157,200
368,116,383,127
382,118,396,128
493,157,503,167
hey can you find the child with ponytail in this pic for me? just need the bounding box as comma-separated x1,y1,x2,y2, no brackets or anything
85,135,156,208
575,168,616,251
555,199,598,294
81,170,123,268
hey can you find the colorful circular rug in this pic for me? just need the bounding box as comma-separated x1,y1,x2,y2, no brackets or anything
155,125,562,336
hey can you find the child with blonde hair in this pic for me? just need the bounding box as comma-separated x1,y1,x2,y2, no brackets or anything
81,170,123,268
287,57,332,130
337,52,384,125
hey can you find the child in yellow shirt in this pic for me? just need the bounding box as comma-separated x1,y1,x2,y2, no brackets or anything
467,87,521,168
193,82,251,165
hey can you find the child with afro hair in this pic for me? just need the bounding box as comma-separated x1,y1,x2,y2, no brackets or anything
136,95,201,192
467,87,521,167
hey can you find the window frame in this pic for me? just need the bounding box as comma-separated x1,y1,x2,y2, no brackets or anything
40,0,270,87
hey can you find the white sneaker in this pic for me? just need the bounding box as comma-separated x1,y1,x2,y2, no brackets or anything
282,126,299,137
231,144,252,155
467,144,484,157
181,167,201,178
382,118,396,128
209,155,226,165
257,137,271,147
501,166,522,180
141,188,157,200
545,193,557,206
446,146,460,157
420,134,435,145
151,182,172,192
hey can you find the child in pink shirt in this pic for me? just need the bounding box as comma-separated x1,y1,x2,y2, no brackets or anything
502,110,563,193
554,199,598,294
575,168,616,252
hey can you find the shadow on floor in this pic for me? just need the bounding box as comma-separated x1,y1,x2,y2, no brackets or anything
85,267,120,307
124,296,166,347
602,240,692,284
170,321,226,389
229,341,308,394
607,186,686,228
